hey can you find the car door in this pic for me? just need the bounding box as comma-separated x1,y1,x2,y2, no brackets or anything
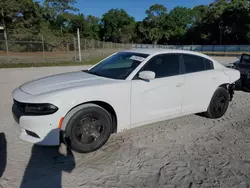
238,53,250,75
181,54,221,114
130,53,185,127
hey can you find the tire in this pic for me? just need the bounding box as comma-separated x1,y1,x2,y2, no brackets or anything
204,87,230,119
62,104,112,153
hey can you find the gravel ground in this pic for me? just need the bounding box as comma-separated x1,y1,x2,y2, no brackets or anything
0,57,250,188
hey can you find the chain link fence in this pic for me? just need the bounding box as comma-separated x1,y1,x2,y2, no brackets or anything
0,33,132,64
1,32,250,64
132,44,250,56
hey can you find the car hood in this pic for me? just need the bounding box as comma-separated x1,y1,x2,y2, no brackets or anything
19,71,115,95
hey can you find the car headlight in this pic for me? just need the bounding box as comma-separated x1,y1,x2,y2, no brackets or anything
24,103,58,115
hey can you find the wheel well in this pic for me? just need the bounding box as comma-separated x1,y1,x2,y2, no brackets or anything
218,83,234,101
219,83,229,89
71,101,117,133
91,101,117,133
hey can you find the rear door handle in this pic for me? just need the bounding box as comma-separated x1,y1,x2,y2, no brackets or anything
176,83,184,87
212,77,217,80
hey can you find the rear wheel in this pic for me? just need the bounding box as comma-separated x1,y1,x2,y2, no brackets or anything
62,104,112,153
204,87,230,119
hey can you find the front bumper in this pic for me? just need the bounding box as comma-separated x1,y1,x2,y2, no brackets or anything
13,121,60,146
12,100,61,146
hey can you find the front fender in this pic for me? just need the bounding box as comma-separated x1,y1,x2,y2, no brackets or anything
43,83,132,133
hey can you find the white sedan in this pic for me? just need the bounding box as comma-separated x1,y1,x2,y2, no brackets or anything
12,49,240,153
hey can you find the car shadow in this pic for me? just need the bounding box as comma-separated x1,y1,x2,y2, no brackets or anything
0,132,7,178
20,130,76,188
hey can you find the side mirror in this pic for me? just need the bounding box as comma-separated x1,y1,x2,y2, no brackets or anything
138,71,155,80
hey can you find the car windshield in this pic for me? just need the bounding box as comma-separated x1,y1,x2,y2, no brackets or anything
85,52,149,79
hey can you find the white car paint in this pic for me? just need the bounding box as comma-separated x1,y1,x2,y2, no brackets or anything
131,74,185,127
12,49,240,146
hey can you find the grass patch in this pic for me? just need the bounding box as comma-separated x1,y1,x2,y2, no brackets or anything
0,58,103,69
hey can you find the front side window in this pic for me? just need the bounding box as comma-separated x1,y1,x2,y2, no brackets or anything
87,52,149,79
140,54,180,78
183,54,213,73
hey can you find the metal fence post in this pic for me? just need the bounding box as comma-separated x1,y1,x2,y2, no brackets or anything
73,36,77,61
3,29,10,63
84,39,86,50
77,28,82,62
1,8,10,63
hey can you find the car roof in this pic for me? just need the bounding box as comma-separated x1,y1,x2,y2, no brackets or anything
123,48,213,60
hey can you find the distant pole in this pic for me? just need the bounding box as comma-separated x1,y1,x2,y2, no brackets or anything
73,37,77,61
3,29,9,57
1,8,9,62
41,34,45,62
77,28,82,62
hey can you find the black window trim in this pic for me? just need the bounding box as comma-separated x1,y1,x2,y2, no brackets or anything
132,53,183,80
180,53,214,74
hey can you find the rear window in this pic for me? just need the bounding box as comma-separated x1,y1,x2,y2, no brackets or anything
183,54,214,73
204,58,214,70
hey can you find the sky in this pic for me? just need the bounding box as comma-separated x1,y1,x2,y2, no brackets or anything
75,0,214,21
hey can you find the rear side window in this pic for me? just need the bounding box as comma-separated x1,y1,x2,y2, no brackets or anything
141,54,180,78
204,58,214,70
183,54,213,73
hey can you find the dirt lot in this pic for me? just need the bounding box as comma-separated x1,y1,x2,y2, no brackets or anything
0,63,250,188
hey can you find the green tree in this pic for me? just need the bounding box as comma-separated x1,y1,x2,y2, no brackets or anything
167,7,193,43
44,0,78,15
220,0,250,44
83,15,100,40
140,4,168,44
187,0,250,44
0,0,42,33
191,5,209,25
43,0,78,34
101,9,135,42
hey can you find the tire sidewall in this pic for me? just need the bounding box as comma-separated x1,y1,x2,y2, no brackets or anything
208,87,230,119
63,105,112,153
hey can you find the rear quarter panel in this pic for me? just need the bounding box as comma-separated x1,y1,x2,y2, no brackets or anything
221,67,241,84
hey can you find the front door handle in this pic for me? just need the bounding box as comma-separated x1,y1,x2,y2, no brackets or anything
176,83,184,87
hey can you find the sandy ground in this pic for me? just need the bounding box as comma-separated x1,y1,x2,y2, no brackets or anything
0,58,250,188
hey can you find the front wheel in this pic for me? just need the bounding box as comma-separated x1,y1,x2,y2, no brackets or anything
204,87,230,119
62,104,112,153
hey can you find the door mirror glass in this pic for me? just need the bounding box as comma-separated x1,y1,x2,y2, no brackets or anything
138,71,155,80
